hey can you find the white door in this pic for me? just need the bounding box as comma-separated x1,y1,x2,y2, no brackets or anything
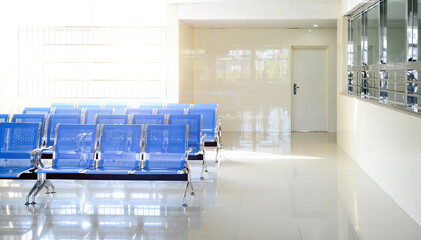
292,48,328,132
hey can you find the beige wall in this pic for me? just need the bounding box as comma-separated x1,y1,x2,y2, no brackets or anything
337,16,421,226
178,21,194,103
191,28,337,133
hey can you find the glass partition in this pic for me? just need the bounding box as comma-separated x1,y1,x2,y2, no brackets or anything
351,16,362,66
367,4,379,65
385,0,406,63
348,0,421,113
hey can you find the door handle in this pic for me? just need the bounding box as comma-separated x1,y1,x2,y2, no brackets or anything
293,83,300,95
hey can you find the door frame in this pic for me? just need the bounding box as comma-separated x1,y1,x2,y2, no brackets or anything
291,46,330,132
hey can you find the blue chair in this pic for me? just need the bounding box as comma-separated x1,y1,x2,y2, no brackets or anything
168,115,206,178
23,107,51,115
95,115,129,125
38,124,99,173
104,103,128,114
188,108,216,142
125,108,155,115
53,107,84,115
77,103,103,109
51,103,75,108
192,103,218,109
138,124,193,206
27,124,99,205
131,115,166,125
0,114,8,123
166,103,192,109
156,108,186,115
139,103,164,108
141,125,188,171
0,123,41,179
83,108,114,124
45,115,83,147
11,114,46,147
87,124,143,175
188,108,220,162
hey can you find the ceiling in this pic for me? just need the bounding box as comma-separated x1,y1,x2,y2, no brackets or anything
181,19,337,29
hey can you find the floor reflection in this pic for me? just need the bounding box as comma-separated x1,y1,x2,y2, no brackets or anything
0,132,420,240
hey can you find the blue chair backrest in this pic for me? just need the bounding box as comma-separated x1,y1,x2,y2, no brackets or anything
193,103,218,109
51,103,75,108
84,108,114,124
53,124,98,169
46,115,82,147
98,124,143,169
0,123,41,160
166,103,192,109
125,108,154,115
53,107,83,115
77,103,103,108
0,114,8,123
139,103,164,108
144,125,187,170
156,108,185,115
12,114,46,145
132,115,165,125
95,115,129,125
168,115,202,149
188,108,216,138
23,107,51,115
104,103,128,114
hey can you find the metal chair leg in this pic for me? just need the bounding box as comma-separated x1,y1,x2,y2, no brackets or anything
182,181,189,207
31,180,47,204
25,181,41,205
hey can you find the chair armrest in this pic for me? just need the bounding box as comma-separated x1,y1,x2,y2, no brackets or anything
36,146,53,168
185,148,193,160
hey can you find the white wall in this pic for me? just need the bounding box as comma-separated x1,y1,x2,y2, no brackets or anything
192,28,337,133
179,21,194,103
337,17,421,226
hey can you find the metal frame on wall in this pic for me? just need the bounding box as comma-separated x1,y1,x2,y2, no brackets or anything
347,0,421,113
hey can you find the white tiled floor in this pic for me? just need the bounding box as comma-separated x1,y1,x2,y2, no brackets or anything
1,132,421,239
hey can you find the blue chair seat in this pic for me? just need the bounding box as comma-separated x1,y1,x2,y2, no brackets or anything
145,153,185,170
86,168,136,175
135,169,182,175
0,166,33,178
37,167,87,174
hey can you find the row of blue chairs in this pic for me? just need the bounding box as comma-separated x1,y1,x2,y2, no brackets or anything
20,107,220,155
0,122,195,206
46,103,218,114
4,113,210,177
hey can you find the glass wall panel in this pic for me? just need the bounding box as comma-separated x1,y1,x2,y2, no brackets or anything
367,4,379,65
386,0,406,63
351,16,362,66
